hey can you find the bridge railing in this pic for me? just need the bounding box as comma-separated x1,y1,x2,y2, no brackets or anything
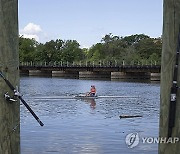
20,60,160,67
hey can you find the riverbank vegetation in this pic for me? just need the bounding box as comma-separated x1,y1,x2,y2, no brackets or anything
19,33,162,65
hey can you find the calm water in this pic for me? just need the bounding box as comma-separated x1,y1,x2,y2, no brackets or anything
20,77,160,154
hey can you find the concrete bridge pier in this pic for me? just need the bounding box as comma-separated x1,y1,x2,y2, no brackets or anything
29,70,52,77
111,72,151,80
52,71,79,78
79,71,111,79
20,70,29,76
150,73,161,81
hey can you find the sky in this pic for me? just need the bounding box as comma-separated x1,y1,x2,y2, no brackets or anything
18,0,163,48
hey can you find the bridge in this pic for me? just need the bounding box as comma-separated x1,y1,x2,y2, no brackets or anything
19,61,161,81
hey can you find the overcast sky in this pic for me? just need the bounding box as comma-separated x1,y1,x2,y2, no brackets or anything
18,0,163,48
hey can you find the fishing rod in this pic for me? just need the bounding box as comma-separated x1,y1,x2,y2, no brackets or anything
168,27,180,137
0,71,44,126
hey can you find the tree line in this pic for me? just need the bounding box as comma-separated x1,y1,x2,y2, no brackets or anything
19,33,162,65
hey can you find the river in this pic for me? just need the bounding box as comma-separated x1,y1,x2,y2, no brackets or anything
20,77,160,154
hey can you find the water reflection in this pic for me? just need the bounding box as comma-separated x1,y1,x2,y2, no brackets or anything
81,98,96,110
90,99,96,109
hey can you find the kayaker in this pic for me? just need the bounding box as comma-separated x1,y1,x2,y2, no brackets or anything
90,85,96,96
86,85,96,96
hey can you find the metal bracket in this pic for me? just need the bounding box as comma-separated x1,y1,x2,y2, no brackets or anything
14,86,22,97
4,92,17,102
170,94,176,101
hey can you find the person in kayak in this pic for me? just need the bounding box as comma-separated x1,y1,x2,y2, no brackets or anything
89,85,96,96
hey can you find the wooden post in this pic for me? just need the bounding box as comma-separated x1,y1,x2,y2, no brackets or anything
0,0,20,154
159,0,180,153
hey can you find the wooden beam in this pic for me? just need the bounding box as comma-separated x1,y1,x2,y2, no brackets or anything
119,115,142,119
159,0,180,153
0,0,20,153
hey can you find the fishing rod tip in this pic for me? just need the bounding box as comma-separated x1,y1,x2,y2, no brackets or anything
37,119,44,126
40,121,44,126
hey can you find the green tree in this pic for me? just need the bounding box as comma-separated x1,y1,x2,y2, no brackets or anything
38,39,63,63
86,34,162,65
123,34,150,46
61,40,84,63
135,37,162,61
19,33,162,65
101,33,126,62
19,36,38,62
87,43,103,61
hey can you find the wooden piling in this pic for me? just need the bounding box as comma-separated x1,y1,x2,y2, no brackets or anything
0,0,20,154
159,0,180,153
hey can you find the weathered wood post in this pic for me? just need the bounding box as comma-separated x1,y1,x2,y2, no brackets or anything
0,0,20,153
159,0,180,153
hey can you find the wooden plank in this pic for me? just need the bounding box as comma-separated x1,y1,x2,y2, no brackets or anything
0,0,20,153
159,0,180,153
119,115,142,119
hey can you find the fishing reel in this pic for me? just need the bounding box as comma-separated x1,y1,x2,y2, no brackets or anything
4,92,17,103
4,86,21,103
